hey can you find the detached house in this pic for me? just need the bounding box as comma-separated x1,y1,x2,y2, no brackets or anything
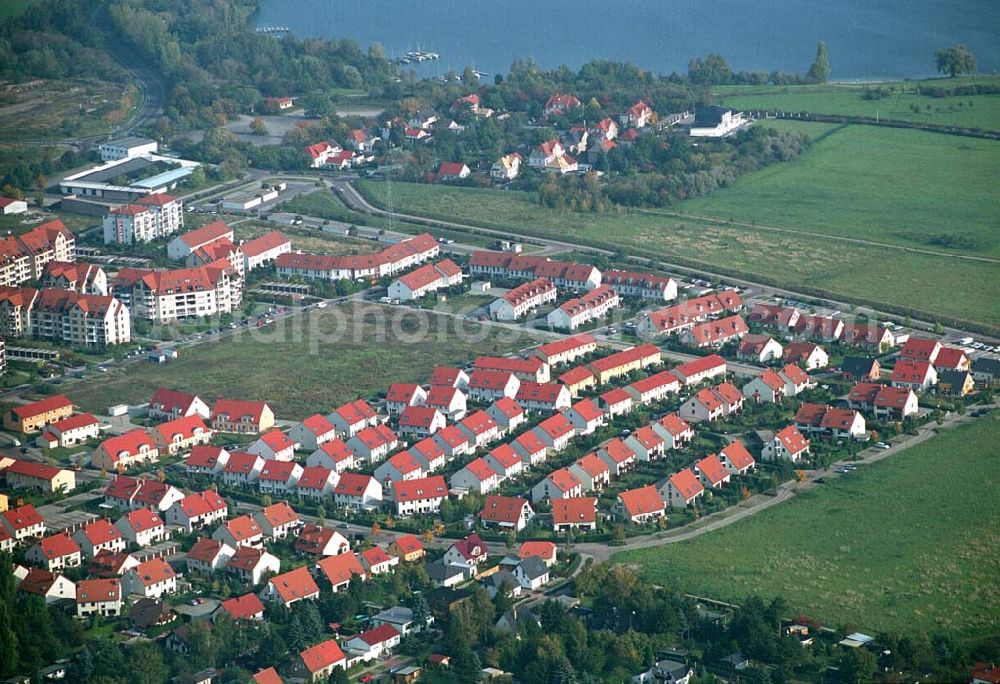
212,515,264,549
185,445,230,475
186,538,235,574
399,406,445,438
424,385,467,421
91,429,159,472
874,386,920,419
289,414,337,451
295,466,339,500
695,455,731,488
597,438,637,477
248,429,297,462
565,398,606,436
327,399,378,437
487,397,526,434
295,524,349,557
293,640,346,682
2,503,46,542
409,437,447,472
306,439,355,473
552,497,598,532
652,413,695,450
450,458,500,494
513,430,549,468
762,425,810,462
151,414,212,455
316,552,365,592
625,425,667,462
261,566,319,607
891,360,938,392
737,334,784,363
347,424,398,464
479,495,535,531
76,578,123,618
73,519,126,559
344,624,401,663
115,509,167,548
569,452,612,492
166,490,228,532
391,476,448,516
386,384,427,414
720,440,756,475
374,451,424,486
484,444,524,480
123,558,177,599
359,547,398,576
226,546,280,586
531,468,582,503
784,342,829,370
432,424,472,460
27,533,82,572
661,469,705,509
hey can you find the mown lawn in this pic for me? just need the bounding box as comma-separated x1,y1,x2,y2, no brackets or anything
614,413,1000,639
66,304,542,419
356,144,1000,331
714,76,1000,131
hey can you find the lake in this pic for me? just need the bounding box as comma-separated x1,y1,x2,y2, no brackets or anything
255,0,1000,81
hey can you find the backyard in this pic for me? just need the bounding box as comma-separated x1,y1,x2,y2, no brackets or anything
614,412,1000,639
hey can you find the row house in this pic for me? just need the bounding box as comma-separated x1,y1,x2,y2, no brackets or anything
432,424,471,460
391,475,448,516
257,460,304,495
468,369,520,402
374,451,424,486
533,333,598,366
295,466,339,500
626,370,681,406
636,289,744,337
474,355,550,383
212,399,274,434
795,403,867,440
289,414,338,450
672,354,727,386
2,504,46,542
719,440,757,475
151,414,212,455
602,269,677,302
516,382,572,412
450,458,500,494
17,568,76,604
891,360,938,392
558,365,596,397
762,425,811,462
588,343,662,385
2,460,76,494
486,397,526,434
260,566,320,608
552,497,598,533
597,438,637,477
742,364,813,403
166,490,228,532
534,413,575,453
695,454,732,489
359,547,398,576
848,383,919,419
484,444,525,480
933,347,970,373
184,444,231,475
409,437,446,472
276,233,439,281
26,532,82,572
92,429,159,472
458,410,501,449
222,451,265,488
327,399,378,437
429,366,469,389
333,473,383,509
227,546,280,586
625,425,667,461
241,230,292,273
748,302,800,330
212,515,265,549
489,277,557,320
73,519,126,560
115,509,167,548
148,387,210,422
652,412,695,450
167,221,233,261
531,467,582,503
479,495,535,531
398,405,445,437
682,314,749,348
387,258,463,301
546,285,620,330
347,424,398,464
793,314,845,341
898,337,942,364
295,524,349,557
569,453,612,492
564,398,606,435
76,578,123,618
307,439,355,473
842,322,895,350
512,430,548,468
103,476,183,513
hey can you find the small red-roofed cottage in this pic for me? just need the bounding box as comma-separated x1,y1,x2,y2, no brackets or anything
660,469,705,509
252,667,282,684
533,413,576,452
249,429,297,462
333,473,382,509
92,428,159,472
484,444,524,480
512,429,549,468
41,412,100,448
552,497,598,532
479,494,535,531
519,540,557,567
450,457,500,494
257,460,304,495
398,405,446,437
424,385,468,421
347,424,398,464
569,452,612,491
115,508,167,547
597,438,637,476
123,558,177,598
344,623,403,662
898,337,942,364
486,397,526,434
531,468,582,503
891,360,938,392
289,414,338,450
166,490,228,531
76,578,122,618
212,514,264,549
221,451,265,488
443,533,488,569
720,440,756,475
150,414,212,455
306,439,355,472
458,410,501,449
933,346,970,372
186,538,235,574
1,503,46,541
211,399,275,434
294,524,350,557
17,568,75,604
218,592,265,622
388,534,425,562
652,413,695,450
615,485,666,524
695,454,732,488
432,424,472,460
327,399,378,437
185,445,230,475
293,639,346,682
316,552,366,592
375,451,424,485
625,425,666,461
226,545,280,585
386,383,427,414
73,519,126,559
763,425,811,462
261,565,320,607
785,342,829,370
254,502,301,539
599,387,634,419
565,398,606,436
360,546,398,575
148,387,211,422
391,476,448,516
26,532,81,571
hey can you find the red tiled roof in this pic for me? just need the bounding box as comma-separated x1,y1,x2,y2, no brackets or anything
696,455,730,486
269,566,319,603
669,469,704,500
552,497,597,525
81,519,122,546
299,639,345,673
242,231,289,258
36,532,80,559
122,509,163,533
221,592,265,620
179,220,232,249
187,537,228,563
618,485,664,517
399,405,441,429
2,503,43,530
333,472,376,497
776,425,810,453
212,399,269,424
480,495,530,525
392,476,447,502
357,623,400,646
461,458,496,483
130,558,175,587
4,459,64,481
11,394,72,420
392,534,423,554
296,466,335,491
259,502,299,527
721,440,755,470
76,578,120,604
316,552,365,586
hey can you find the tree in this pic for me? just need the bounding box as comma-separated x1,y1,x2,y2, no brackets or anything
250,116,268,136
370,521,381,538
935,45,977,77
838,647,878,683
806,41,830,83
327,666,350,684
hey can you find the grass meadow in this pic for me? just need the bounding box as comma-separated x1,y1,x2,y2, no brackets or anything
66,304,542,419
714,76,1000,131
614,413,1000,639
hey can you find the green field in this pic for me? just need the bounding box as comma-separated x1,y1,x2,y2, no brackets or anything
66,304,542,419
356,123,1000,330
614,414,1000,639
714,77,1000,131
